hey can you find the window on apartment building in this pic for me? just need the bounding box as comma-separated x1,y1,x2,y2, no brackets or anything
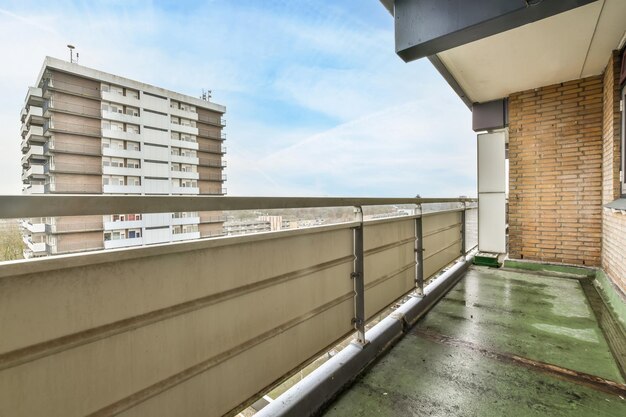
125,107,139,117
171,147,181,156
103,176,125,186
127,89,139,99
181,164,196,173
181,134,196,142
103,231,125,241
111,85,124,96
181,179,197,188
171,116,180,125
126,124,140,134
171,163,181,171
127,214,142,221
126,141,140,151
179,118,196,128
183,224,198,233
102,120,125,131
172,225,182,234
171,132,180,141
180,149,196,158
128,229,142,239
126,159,140,169
171,178,180,187
170,100,179,109
127,176,141,186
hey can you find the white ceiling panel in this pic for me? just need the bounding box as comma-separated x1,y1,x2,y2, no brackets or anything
436,0,625,104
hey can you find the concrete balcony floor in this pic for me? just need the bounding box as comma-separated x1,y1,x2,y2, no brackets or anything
323,266,626,417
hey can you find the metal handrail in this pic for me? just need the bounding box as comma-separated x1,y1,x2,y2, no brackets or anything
0,195,476,219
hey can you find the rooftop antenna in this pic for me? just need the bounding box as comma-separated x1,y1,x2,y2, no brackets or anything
200,89,212,101
67,44,75,63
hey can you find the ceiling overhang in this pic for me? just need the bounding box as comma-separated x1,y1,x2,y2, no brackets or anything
383,0,626,106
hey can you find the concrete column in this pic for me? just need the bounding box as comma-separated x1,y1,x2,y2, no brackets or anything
477,129,507,253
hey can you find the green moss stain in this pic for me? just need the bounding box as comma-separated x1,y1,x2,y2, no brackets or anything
322,266,626,416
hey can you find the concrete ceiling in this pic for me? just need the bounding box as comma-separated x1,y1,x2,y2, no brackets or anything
435,0,626,104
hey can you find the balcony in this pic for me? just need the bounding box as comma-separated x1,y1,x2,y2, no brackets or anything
44,183,102,193
46,140,101,156
102,165,142,177
21,164,45,180
0,195,483,417
104,219,143,230
22,145,45,165
170,121,198,136
198,144,226,154
171,215,201,226
202,172,227,182
22,184,45,194
24,125,45,143
101,90,140,107
24,86,43,107
170,169,199,180
47,240,105,255
101,128,141,142
171,186,199,195
169,106,199,120
101,109,140,124
171,231,201,242
102,146,142,160
42,78,100,99
103,184,143,194
22,235,46,255
104,237,144,250
197,113,226,127
44,99,101,118
44,120,101,138
171,154,199,165
25,106,44,125
46,222,103,234
21,220,45,234
198,158,227,168
45,161,102,175
171,138,199,150
197,128,226,140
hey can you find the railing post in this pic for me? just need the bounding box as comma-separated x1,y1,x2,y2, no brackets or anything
461,201,467,256
415,203,424,296
352,206,368,346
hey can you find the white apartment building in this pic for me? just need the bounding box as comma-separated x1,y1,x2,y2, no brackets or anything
20,57,227,257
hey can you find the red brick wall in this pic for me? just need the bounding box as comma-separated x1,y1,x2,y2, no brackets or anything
508,76,604,266
601,51,626,292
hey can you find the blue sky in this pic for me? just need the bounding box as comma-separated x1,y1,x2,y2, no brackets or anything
0,0,476,197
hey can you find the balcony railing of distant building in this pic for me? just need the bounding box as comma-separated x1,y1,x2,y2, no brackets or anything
198,128,227,140
44,140,101,156
45,222,104,234
43,98,101,118
198,158,227,168
197,144,227,154
197,114,226,127
43,119,102,137
42,78,100,99
44,161,102,175
0,194,477,417
44,182,103,193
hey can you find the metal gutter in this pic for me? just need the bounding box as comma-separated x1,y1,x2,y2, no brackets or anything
428,55,473,109
255,257,471,417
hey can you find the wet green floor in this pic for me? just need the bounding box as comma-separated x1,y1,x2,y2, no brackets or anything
323,266,626,416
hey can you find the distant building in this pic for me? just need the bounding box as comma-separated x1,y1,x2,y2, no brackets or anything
20,57,227,258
